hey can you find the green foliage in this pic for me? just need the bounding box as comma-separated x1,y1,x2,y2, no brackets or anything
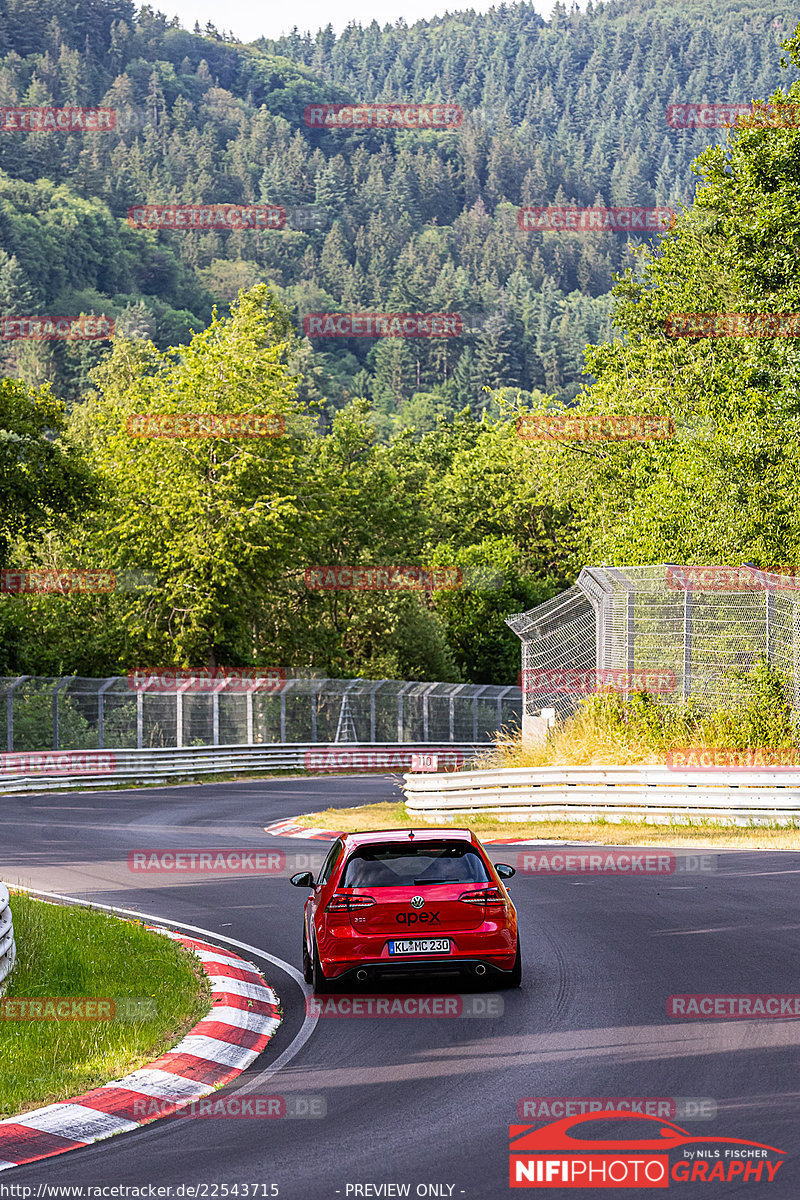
6,3,800,690
8,684,95,752
577,657,797,751
0,376,93,560
0,0,796,412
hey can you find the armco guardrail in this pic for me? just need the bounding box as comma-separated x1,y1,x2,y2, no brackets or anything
0,743,482,795
0,885,16,991
403,764,800,825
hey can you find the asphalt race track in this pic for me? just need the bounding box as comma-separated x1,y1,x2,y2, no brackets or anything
1,775,799,1197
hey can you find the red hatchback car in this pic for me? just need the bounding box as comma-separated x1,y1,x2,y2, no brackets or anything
290,827,521,992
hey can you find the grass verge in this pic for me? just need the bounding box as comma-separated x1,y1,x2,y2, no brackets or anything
286,800,800,850
484,662,800,770
1,895,211,1118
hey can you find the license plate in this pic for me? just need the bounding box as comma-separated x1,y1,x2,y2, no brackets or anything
388,938,451,955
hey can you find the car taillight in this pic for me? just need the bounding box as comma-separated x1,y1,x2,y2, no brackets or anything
325,894,376,912
458,886,505,905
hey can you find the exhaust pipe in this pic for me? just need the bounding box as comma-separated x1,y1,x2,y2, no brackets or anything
355,969,369,983
475,963,487,977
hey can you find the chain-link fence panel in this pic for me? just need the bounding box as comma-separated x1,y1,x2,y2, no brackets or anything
0,675,523,752
507,564,800,722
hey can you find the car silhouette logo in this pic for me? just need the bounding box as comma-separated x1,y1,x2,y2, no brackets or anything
509,1111,784,1155
410,896,424,909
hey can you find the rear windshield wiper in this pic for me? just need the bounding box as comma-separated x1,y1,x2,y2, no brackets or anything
413,877,461,884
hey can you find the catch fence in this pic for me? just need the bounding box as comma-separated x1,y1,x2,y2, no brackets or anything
507,564,800,724
0,676,522,753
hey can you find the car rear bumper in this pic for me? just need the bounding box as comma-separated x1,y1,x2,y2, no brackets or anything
318,921,516,974
321,954,517,982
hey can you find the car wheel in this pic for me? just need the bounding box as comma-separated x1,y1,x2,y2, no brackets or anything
500,935,522,989
302,926,313,984
311,932,332,994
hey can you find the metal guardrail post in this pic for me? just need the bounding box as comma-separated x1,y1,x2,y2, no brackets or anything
97,677,117,750
766,588,775,664
420,682,438,742
683,591,693,699
397,683,414,743
52,678,70,750
176,678,194,749
496,685,514,733
448,683,467,742
0,884,16,991
6,676,29,752
247,689,254,744
369,682,381,743
472,685,489,742
136,689,144,749
625,590,635,699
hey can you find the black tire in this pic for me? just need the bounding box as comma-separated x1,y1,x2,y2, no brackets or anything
302,926,313,984
500,935,522,989
311,932,332,994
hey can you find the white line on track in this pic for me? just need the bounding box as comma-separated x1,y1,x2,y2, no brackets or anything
8,884,318,1089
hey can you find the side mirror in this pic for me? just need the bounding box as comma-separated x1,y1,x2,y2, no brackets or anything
290,871,315,888
495,863,516,879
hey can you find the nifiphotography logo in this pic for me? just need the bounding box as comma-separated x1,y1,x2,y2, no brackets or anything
508,1111,784,1187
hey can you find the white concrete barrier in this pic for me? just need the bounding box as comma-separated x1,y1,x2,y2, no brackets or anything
0,885,16,990
403,764,800,826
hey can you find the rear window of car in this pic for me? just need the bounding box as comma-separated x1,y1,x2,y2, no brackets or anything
340,841,490,888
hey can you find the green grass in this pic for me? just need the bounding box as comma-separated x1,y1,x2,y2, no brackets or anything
0,895,211,1118
287,800,800,849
